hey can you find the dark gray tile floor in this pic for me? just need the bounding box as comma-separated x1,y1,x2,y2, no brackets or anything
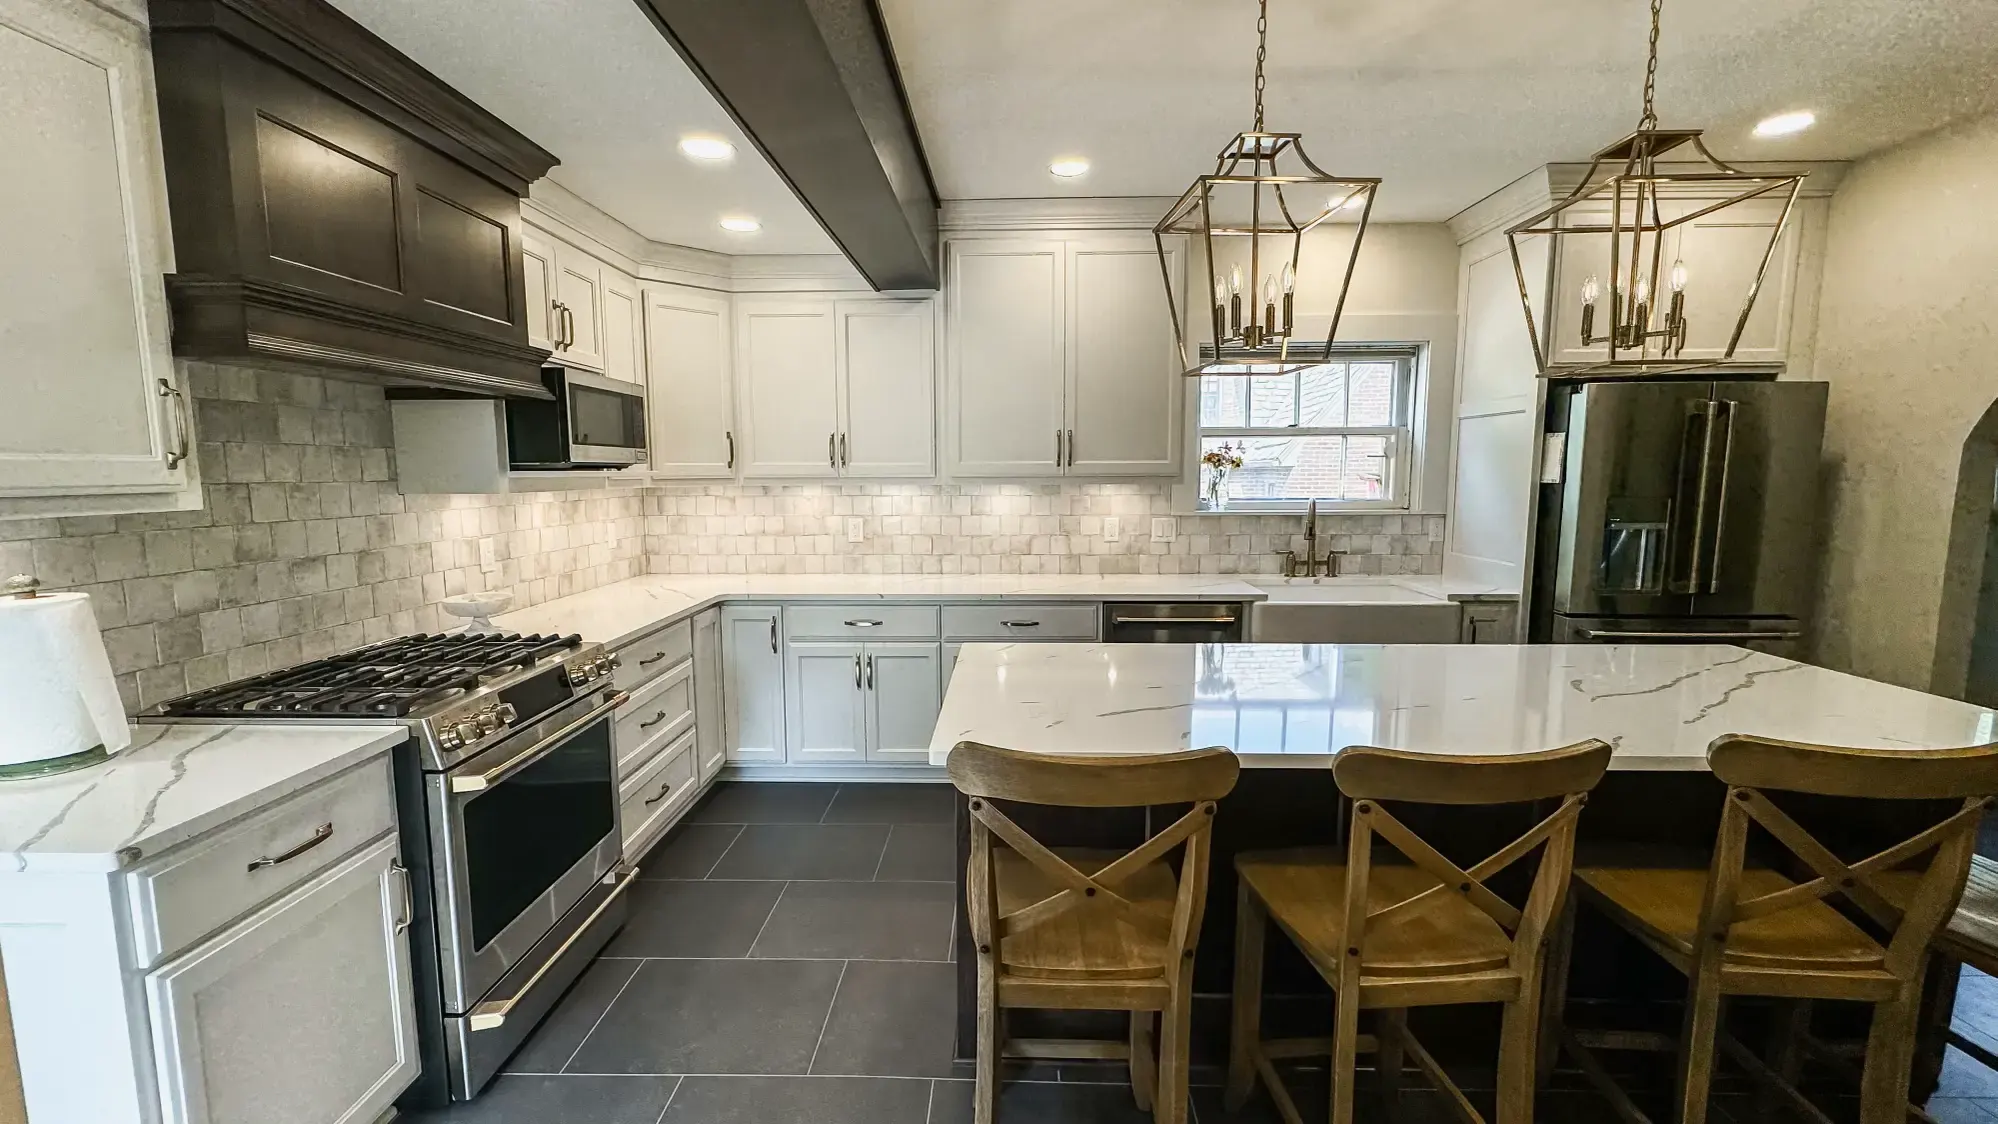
408,782,1998,1123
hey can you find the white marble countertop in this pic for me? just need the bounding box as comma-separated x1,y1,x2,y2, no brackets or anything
0,724,405,873
491,573,1511,650
928,643,1998,770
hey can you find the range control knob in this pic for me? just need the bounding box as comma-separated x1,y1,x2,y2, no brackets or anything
476,708,503,735
453,720,481,745
495,703,519,724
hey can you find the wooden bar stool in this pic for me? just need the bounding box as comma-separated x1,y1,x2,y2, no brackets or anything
1227,739,1613,1124
1555,734,1998,1124
949,741,1240,1124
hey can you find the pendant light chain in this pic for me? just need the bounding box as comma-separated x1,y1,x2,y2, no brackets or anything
1252,0,1269,133
1639,0,1663,129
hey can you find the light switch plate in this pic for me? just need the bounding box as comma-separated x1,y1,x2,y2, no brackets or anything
846,518,865,543
1103,516,1120,542
478,537,499,574
1151,517,1177,542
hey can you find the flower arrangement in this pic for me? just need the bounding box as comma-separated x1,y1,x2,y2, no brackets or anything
1201,443,1245,508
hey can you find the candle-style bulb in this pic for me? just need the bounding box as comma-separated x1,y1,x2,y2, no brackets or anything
1634,279,1651,305
1281,262,1295,295
1262,276,1277,306
1229,266,1242,297
1670,259,1689,293
1214,276,1228,305
1580,275,1601,306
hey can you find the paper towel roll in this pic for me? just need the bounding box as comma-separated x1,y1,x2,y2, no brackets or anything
0,592,131,770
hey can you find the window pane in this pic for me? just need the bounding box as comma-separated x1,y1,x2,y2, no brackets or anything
1204,435,1395,503
1247,375,1295,427
1348,363,1397,427
1297,364,1348,428
1199,376,1246,428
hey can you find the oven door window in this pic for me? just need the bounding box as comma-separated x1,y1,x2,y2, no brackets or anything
568,383,642,451
460,718,616,951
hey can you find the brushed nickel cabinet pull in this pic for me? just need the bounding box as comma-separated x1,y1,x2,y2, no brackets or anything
725,430,735,470
865,654,874,690
1056,429,1064,466
247,822,334,872
829,433,837,468
644,781,673,807
769,617,779,653
1066,429,1075,467
1001,620,1042,628
840,433,848,466
843,619,883,628
389,858,413,934
638,651,668,667
158,379,189,469
853,654,862,689
638,709,670,730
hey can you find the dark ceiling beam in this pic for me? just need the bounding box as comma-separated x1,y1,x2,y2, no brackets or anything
630,0,939,290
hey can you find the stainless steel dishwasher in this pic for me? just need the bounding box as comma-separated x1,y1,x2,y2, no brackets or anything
1102,602,1248,643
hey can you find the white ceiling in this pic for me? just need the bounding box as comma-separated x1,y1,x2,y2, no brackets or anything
879,0,1998,222
327,0,838,255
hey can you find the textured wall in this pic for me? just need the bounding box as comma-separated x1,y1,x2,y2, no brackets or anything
643,483,1445,575
0,364,646,713
1811,110,1998,691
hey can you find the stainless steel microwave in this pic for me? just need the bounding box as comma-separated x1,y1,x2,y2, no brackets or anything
504,367,647,470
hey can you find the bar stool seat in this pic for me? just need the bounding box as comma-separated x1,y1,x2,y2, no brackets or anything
1235,848,1513,979
1577,864,1887,972
995,847,1179,981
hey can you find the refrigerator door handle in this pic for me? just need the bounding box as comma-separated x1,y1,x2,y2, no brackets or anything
1667,401,1719,594
1705,400,1739,594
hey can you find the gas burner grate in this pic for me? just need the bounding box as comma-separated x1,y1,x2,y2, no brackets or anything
151,631,582,719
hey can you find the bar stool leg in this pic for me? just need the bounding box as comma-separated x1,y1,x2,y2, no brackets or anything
1496,970,1546,1124
1157,960,1195,1124
1227,884,1268,1111
1130,1011,1155,1113
1537,901,1576,1087
1673,966,1725,1124
1760,999,1811,1119
1859,986,1925,1124
1329,985,1362,1124
1376,1008,1407,1121
975,958,1000,1124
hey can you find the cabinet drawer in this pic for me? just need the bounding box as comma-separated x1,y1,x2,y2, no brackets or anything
615,658,694,775
613,620,692,693
785,603,939,640
621,729,697,850
941,603,1099,641
126,756,397,967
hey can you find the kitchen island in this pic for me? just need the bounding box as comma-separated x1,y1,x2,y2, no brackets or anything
930,642,1998,1081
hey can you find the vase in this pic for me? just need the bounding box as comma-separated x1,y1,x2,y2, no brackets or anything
1204,467,1229,510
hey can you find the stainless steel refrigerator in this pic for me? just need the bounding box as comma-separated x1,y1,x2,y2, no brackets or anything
1527,379,1828,656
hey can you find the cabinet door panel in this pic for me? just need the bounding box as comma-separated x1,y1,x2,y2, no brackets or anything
838,301,935,477
601,270,641,384
692,608,726,783
865,643,941,764
948,241,1066,477
0,0,184,497
646,287,735,477
553,248,604,371
519,228,558,354
1671,197,1803,364
721,607,785,763
146,834,417,1124
786,642,867,763
738,302,839,478
1067,241,1180,476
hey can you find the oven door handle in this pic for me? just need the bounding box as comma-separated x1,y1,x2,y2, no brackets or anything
1576,629,1802,641
466,866,639,1032
1109,615,1240,626
450,690,630,794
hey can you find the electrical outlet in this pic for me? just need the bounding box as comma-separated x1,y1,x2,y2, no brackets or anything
1151,517,1177,542
1103,516,1120,542
478,537,499,574
846,518,865,544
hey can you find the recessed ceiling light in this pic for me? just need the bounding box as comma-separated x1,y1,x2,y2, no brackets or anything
679,136,736,161
1049,158,1091,178
719,216,761,233
1753,111,1816,138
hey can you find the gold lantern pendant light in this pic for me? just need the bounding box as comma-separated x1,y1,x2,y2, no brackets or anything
1506,0,1805,376
1154,0,1380,377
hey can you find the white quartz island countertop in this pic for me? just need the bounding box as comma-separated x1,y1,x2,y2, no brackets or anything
491,573,1513,650
0,724,405,873
928,643,1998,770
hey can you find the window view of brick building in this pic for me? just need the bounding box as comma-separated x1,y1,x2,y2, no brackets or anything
1197,352,1414,507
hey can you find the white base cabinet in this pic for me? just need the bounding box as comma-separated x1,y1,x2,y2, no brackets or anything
863,643,943,763
145,834,417,1124
784,641,942,765
721,606,787,764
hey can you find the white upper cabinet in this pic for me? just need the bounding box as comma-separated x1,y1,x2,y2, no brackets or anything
552,246,605,371
836,300,935,478
601,269,642,384
519,228,559,354
645,285,736,478
736,299,841,477
946,235,1182,479
948,240,1067,477
0,0,195,517
1066,239,1181,476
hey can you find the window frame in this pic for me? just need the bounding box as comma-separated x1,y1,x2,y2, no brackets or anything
1194,346,1421,513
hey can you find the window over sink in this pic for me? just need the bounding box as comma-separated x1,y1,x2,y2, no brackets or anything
1196,348,1418,511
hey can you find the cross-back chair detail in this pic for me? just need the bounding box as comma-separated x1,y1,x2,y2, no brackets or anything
950,741,1241,1124
1557,734,1998,1124
1229,739,1613,1124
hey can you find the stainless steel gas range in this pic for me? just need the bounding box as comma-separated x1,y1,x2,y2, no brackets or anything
144,632,635,1106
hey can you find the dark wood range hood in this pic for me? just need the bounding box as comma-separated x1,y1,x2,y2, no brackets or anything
149,0,559,397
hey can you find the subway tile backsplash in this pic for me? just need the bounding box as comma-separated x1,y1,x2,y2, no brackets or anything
4,363,1443,715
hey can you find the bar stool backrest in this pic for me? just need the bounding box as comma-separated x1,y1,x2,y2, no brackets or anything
1701,734,1998,982
949,742,1241,975
1332,740,1613,976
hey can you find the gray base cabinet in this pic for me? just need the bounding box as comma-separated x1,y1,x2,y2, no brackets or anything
721,606,787,764
784,641,942,765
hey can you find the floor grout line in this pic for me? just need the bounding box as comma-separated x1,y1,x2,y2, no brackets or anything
556,959,647,1075
819,783,841,824
871,824,893,881
699,824,746,880
649,1074,683,1124
805,959,850,1076
743,880,789,958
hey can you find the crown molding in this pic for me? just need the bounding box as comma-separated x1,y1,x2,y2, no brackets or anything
940,197,1181,233
1449,159,1851,246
